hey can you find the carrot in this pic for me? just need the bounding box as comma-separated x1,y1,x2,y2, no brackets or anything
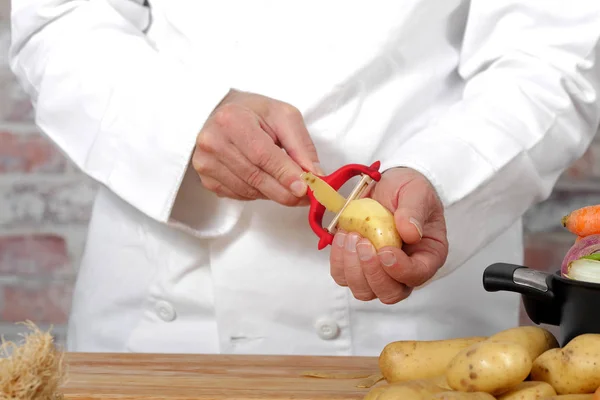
594,386,600,400
561,205,600,237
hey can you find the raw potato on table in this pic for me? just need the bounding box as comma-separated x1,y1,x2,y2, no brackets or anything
379,337,487,383
487,326,559,360
445,340,533,395
531,334,600,395
497,381,557,400
431,392,497,400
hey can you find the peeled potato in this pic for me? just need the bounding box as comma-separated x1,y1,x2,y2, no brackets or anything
337,198,402,250
497,381,557,400
531,334,600,395
445,340,533,395
379,337,487,383
301,172,402,250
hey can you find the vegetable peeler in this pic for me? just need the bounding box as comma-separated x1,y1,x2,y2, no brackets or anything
303,161,383,250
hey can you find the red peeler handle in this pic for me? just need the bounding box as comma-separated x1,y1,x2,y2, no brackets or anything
306,161,382,250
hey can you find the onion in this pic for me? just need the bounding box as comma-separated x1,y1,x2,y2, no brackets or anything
564,258,600,283
561,234,600,282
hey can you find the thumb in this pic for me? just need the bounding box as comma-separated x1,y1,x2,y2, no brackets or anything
392,182,429,245
267,104,324,175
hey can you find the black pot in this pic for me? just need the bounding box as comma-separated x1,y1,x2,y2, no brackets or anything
482,262,600,346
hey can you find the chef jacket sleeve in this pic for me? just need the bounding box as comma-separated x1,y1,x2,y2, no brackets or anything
9,0,231,231
378,2,600,285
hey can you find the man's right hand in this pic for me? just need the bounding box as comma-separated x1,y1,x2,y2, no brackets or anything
193,89,323,206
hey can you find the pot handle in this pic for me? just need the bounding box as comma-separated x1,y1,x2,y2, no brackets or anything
483,263,561,326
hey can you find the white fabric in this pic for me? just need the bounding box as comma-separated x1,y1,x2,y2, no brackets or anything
9,0,600,355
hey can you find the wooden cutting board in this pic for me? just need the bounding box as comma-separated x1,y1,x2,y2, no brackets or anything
61,352,382,400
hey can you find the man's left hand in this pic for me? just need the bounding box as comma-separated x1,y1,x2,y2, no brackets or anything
329,167,449,304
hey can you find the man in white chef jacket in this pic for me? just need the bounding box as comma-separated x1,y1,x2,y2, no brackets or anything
8,0,600,355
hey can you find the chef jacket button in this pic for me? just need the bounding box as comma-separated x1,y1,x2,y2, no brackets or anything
155,300,176,322
315,317,340,340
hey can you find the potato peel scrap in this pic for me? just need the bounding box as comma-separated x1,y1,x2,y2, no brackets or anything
356,373,384,388
0,320,67,400
301,371,373,379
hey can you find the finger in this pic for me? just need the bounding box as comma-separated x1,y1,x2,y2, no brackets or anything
377,245,441,288
330,231,347,286
265,102,323,175
226,120,310,201
393,181,429,245
207,104,309,202
355,238,412,304
219,137,306,206
197,175,248,200
343,233,376,301
192,151,265,200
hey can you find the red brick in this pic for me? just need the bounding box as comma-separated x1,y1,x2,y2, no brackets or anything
0,131,68,173
0,178,97,228
1,282,73,324
0,234,69,275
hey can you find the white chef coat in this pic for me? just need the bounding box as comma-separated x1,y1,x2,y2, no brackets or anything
8,0,600,355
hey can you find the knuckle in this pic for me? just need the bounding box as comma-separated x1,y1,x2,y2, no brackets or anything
196,130,220,154
246,168,266,188
380,293,406,305
211,103,243,128
192,155,212,174
248,140,273,168
201,178,221,193
353,290,376,301
279,102,302,118
241,186,262,199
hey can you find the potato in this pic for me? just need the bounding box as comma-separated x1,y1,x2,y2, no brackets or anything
301,172,402,250
379,337,487,383
497,381,557,400
446,340,532,395
375,379,447,400
531,334,600,395
336,198,402,250
363,384,390,400
488,327,559,361
431,392,497,400
538,396,594,400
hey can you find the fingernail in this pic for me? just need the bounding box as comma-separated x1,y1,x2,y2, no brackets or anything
345,234,359,252
378,251,397,267
313,163,325,176
409,217,423,239
290,180,307,197
334,232,346,247
357,242,375,261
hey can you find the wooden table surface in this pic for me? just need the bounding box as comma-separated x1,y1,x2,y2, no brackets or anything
60,352,382,400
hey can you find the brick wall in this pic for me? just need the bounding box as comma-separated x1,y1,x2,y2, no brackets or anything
0,0,598,347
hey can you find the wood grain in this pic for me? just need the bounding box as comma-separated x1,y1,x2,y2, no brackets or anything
61,352,382,399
